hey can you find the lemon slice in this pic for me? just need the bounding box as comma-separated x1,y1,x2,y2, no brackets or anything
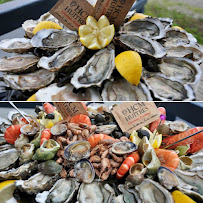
33,21,62,35
79,15,115,50
129,13,148,21
152,133,162,148
115,51,142,86
0,180,16,203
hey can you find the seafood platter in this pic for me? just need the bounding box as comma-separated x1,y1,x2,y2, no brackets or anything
0,102,203,202
0,9,202,101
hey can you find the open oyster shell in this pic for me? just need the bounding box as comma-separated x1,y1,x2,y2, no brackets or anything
0,54,39,73
38,43,85,72
101,78,152,101
31,29,78,50
0,38,33,53
3,69,55,91
71,44,115,89
116,33,166,58
120,18,166,40
158,17,173,30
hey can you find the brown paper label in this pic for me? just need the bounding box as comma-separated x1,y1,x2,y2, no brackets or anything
50,0,94,30
93,0,136,28
53,102,88,120
112,102,160,133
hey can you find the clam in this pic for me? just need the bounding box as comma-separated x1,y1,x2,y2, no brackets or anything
38,160,62,175
19,143,35,165
134,179,174,203
50,123,67,136
158,17,173,30
14,134,29,151
64,140,90,162
0,54,39,73
31,29,78,50
95,125,117,134
34,83,102,101
0,148,19,171
71,44,115,89
116,33,166,58
74,159,95,183
37,43,85,72
20,124,38,136
142,71,195,101
120,18,166,40
35,178,80,203
3,69,55,91
157,166,178,190
101,79,152,101
0,38,33,53
15,172,58,195
111,141,137,155
0,161,36,180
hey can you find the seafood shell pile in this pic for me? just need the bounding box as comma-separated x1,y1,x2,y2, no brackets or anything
0,11,202,101
0,102,203,203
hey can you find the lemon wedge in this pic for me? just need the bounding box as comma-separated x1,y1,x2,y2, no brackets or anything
115,51,142,86
171,26,184,30
33,21,62,35
0,180,16,203
130,130,141,145
79,15,115,50
27,94,36,101
129,13,148,21
152,133,162,148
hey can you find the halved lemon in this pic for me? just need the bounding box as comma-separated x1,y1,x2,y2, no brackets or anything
0,180,16,202
79,15,115,50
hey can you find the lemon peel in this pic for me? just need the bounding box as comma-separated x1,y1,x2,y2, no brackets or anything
171,26,184,30
79,15,115,50
0,180,16,202
129,13,148,21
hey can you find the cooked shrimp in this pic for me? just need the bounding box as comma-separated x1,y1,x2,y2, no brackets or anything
88,134,115,148
43,102,55,114
155,148,179,171
4,125,22,144
69,114,91,125
40,128,51,146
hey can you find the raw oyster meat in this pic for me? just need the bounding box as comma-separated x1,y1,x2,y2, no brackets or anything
3,69,55,91
120,18,165,40
38,43,85,72
102,79,152,101
117,33,166,58
31,29,78,50
34,83,102,101
71,44,115,89
158,57,202,84
143,72,195,101
0,54,39,73
0,38,33,53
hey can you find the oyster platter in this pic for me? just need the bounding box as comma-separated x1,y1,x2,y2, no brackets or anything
0,8,202,101
0,102,203,203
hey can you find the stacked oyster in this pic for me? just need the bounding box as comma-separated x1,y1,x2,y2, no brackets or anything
0,12,202,101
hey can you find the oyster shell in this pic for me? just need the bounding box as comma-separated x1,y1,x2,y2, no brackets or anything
50,123,67,136
0,54,39,73
19,143,35,165
3,69,55,91
111,141,137,155
158,57,202,85
35,178,80,203
38,43,85,72
0,144,13,152
158,17,173,30
34,83,102,101
118,185,139,202
142,72,195,101
0,161,36,180
14,134,29,152
31,29,78,50
102,79,152,101
165,120,190,134
38,160,62,175
95,125,117,134
20,124,38,136
0,38,33,53
120,18,165,40
117,33,166,58
15,172,58,195
71,44,115,89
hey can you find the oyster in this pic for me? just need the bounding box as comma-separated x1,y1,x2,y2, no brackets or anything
19,143,35,165
64,141,90,162
0,144,13,152
38,160,62,175
120,18,165,40
158,17,173,30
71,44,115,89
165,120,190,134
117,33,166,58
14,134,29,151
162,28,197,48
102,79,152,101
134,179,174,203
20,124,38,136
0,148,19,171
112,141,137,155
34,83,102,101
0,38,33,53
118,185,139,202
50,123,67,136
74,159,95,183
0,136,7,145
22,19,38,38
3,69,55,91
15,172,58,195
31,29,78,50
0,161,36,180
95,125,117,134
166,45,203,64
158,57,202,85
38,43,85,72
0,54,39,73
35,178,80,203
142,72,195,101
